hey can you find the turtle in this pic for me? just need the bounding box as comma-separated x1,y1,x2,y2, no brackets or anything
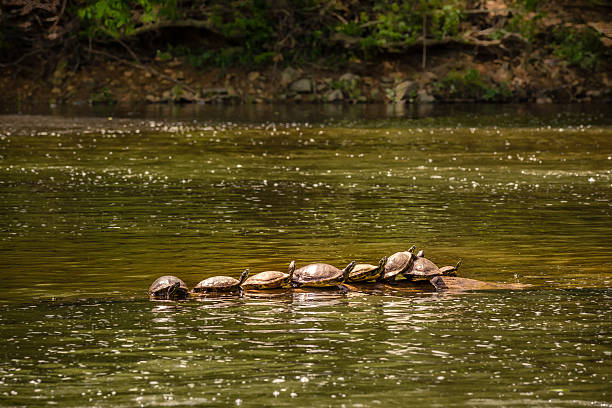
378,245,416,283
148,275,189,300
347,256,387,283
292,261,357,288
192,269,250,294
402,250,460,280
439,259,462,276
242,261,296,290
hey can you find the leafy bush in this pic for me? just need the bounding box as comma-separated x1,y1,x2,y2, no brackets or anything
505,11,542,41
435,69,512,101
335,0,464,54
553,26,604,70
78,0,178,38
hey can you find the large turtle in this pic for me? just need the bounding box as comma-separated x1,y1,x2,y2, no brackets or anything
148,276,189,300
402,250,460,280
378,245,416,283
292,261,356,288
347,256,387,283
242,261,296,290
192,269,250,294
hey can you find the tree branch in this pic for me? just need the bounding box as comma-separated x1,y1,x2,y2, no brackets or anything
124,18,224,39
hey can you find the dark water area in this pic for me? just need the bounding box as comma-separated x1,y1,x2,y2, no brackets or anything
3,101,611,127
0,104,610,406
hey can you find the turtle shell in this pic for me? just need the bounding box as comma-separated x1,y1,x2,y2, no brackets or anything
402,250,442,280
192,269,249,293
348,256,387,282
379,246,416,282
292,261,356,288
243,261,295,289
148,275,189,299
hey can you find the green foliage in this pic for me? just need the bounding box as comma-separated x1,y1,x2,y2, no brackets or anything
182,1,278,68
75,0,467,67
171,84,183,101
336,0,464,55
506,11,542,41
518,0,541,11
552,26,604,70
90,86,116,105
78,0,178,38
331,78,361,100
155,49,173,62
435,69,512,101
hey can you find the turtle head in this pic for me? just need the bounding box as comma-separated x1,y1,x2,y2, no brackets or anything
378,256,388,270
288,261,296,279
238,268,250,284
342,260,357,282
408,245,416,253
455,259,462,270
167,281,181,298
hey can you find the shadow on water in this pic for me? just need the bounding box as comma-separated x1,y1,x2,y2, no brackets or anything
4,102,612,126
0,287,609,407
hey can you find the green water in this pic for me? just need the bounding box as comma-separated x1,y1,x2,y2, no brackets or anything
0,105,610,406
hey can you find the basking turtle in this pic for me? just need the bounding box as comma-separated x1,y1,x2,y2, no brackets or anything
378,246,416,283
242,261,296,290
148,276,189,300
439,259,462,276
192,269,250,294
292,261,356,288
402,250,460,280
347,256,387,283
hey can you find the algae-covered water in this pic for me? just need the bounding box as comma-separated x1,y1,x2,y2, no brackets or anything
0,104,610,406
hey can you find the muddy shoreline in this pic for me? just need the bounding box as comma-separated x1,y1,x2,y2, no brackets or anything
3,48,611,110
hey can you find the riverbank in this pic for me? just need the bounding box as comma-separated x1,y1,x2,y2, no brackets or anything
2,0,611,108
3,47,611,108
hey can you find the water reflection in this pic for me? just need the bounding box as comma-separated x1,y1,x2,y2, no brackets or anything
0,288,610,407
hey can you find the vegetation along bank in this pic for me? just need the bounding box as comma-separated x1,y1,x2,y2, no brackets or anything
1,0,611,107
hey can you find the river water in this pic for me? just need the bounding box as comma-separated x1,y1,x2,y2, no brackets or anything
0,104,610,406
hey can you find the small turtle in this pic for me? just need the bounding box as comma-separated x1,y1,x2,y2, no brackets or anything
402,250,460,280
292,261,357,288
242,261,296,290
378,245,416,283
148,276,189,300
347,256,387,283
439,259,462,276
192,269,250,294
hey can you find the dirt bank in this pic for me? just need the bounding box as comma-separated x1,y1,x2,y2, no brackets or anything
3,46,610,109
2,1,611,108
